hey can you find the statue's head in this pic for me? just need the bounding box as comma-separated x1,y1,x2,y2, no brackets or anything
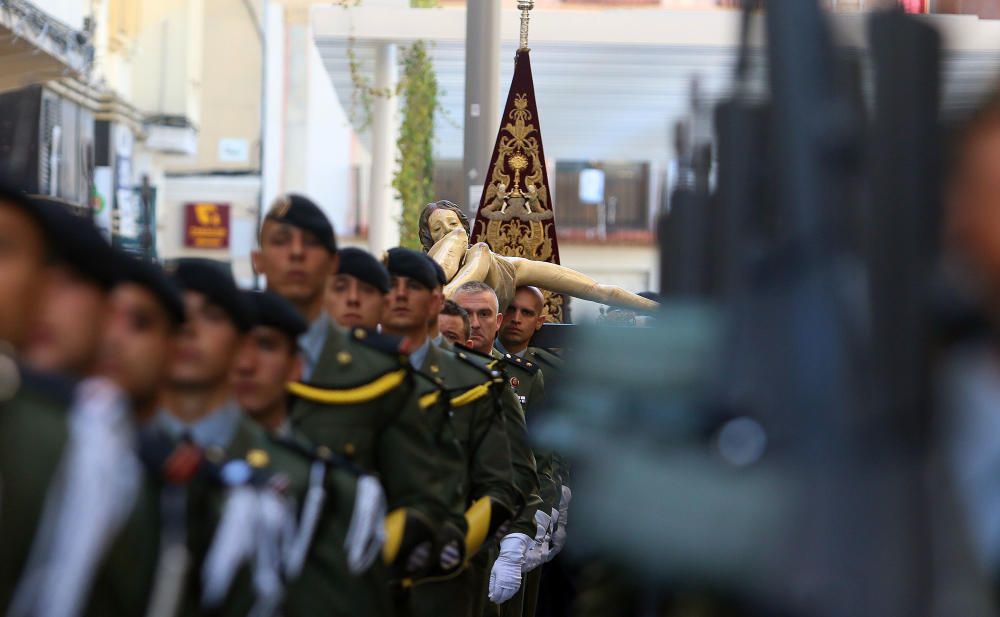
419,200,471,251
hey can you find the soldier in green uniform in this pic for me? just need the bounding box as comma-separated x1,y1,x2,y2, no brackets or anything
23,196,121,378
326,247,391,330
156,259,390,617
0,186,79,613
499,286,573,617
233,290,308,435
381,248,520,617
252,194,450,582
498,286,565,378
453,281,551,617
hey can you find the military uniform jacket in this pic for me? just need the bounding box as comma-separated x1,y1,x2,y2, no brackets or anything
417,344,520,559
289,326,450,564
495,350,546,412
145,409,388,617
435,348,537,539
0,368,74,612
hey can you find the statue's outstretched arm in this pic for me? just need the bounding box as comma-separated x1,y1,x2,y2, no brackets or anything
428,228,470,281
510,258,658,312
443,243,493,300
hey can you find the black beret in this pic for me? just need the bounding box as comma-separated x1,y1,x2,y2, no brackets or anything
336,247,390,294
385,247,438,290
118,256,186,326
243,290,307,341
264,194,337,253
429,257,447,287
170,258,253,332
32,195,120,290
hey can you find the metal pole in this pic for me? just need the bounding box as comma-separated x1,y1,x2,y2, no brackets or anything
462,0,501,217
256,0,269,288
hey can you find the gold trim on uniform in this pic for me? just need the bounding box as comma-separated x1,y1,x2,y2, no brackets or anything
287,369,407,405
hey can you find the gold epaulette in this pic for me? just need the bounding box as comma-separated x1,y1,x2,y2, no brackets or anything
450,382,493,408
287,369,407,405
419,390,441,411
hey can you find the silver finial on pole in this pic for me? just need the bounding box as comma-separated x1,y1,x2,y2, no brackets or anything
517,0,534,51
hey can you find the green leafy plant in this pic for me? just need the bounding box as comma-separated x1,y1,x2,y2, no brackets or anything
393,39,437,248
343,0,440,248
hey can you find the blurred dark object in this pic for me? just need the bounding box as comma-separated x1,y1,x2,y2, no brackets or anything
532,3,997,617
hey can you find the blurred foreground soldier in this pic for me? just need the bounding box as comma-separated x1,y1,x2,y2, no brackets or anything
453,282,550,615
24,198,119,377
234,290,307,434
439,300,473,348
382,248,519,617
327,247,390,330
162,259,389,617
253,194,450,582
0,187,80,612
4,205,155,617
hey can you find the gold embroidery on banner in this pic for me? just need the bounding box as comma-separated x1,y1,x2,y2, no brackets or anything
476,93,564,322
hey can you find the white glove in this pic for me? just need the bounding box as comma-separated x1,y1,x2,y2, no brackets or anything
547,486,571,561
440,538,463,571
488,533,530,604
344,475,387,574
406,541,432,573
522,510,552,574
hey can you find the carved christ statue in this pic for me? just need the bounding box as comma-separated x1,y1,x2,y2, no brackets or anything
418,200,659,314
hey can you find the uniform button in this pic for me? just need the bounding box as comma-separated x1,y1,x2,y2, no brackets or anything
344,443,356,458
246,449,270,468
430,365,440,373
354,329,367,339
316,445,333,460
337,351,352,365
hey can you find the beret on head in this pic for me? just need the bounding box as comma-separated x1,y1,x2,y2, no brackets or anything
265,193,337,253
243,290,308,341
385,247,439,290
429,257,447,287
336,247,390,294
118,255,186,326
32,195,120,290
170,258,253,332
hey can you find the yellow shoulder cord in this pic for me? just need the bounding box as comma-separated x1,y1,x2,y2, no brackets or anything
287,369,407,405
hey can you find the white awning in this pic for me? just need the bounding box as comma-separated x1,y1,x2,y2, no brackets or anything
0,0,93,94
313,6,1000,163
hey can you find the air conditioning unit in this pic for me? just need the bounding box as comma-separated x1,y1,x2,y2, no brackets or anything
0,84,94,204
144,114,198,155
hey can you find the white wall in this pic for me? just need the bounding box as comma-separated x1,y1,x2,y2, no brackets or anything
158,175,262,287
280,19,354,235
558,242,658,322
304,28,353,235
